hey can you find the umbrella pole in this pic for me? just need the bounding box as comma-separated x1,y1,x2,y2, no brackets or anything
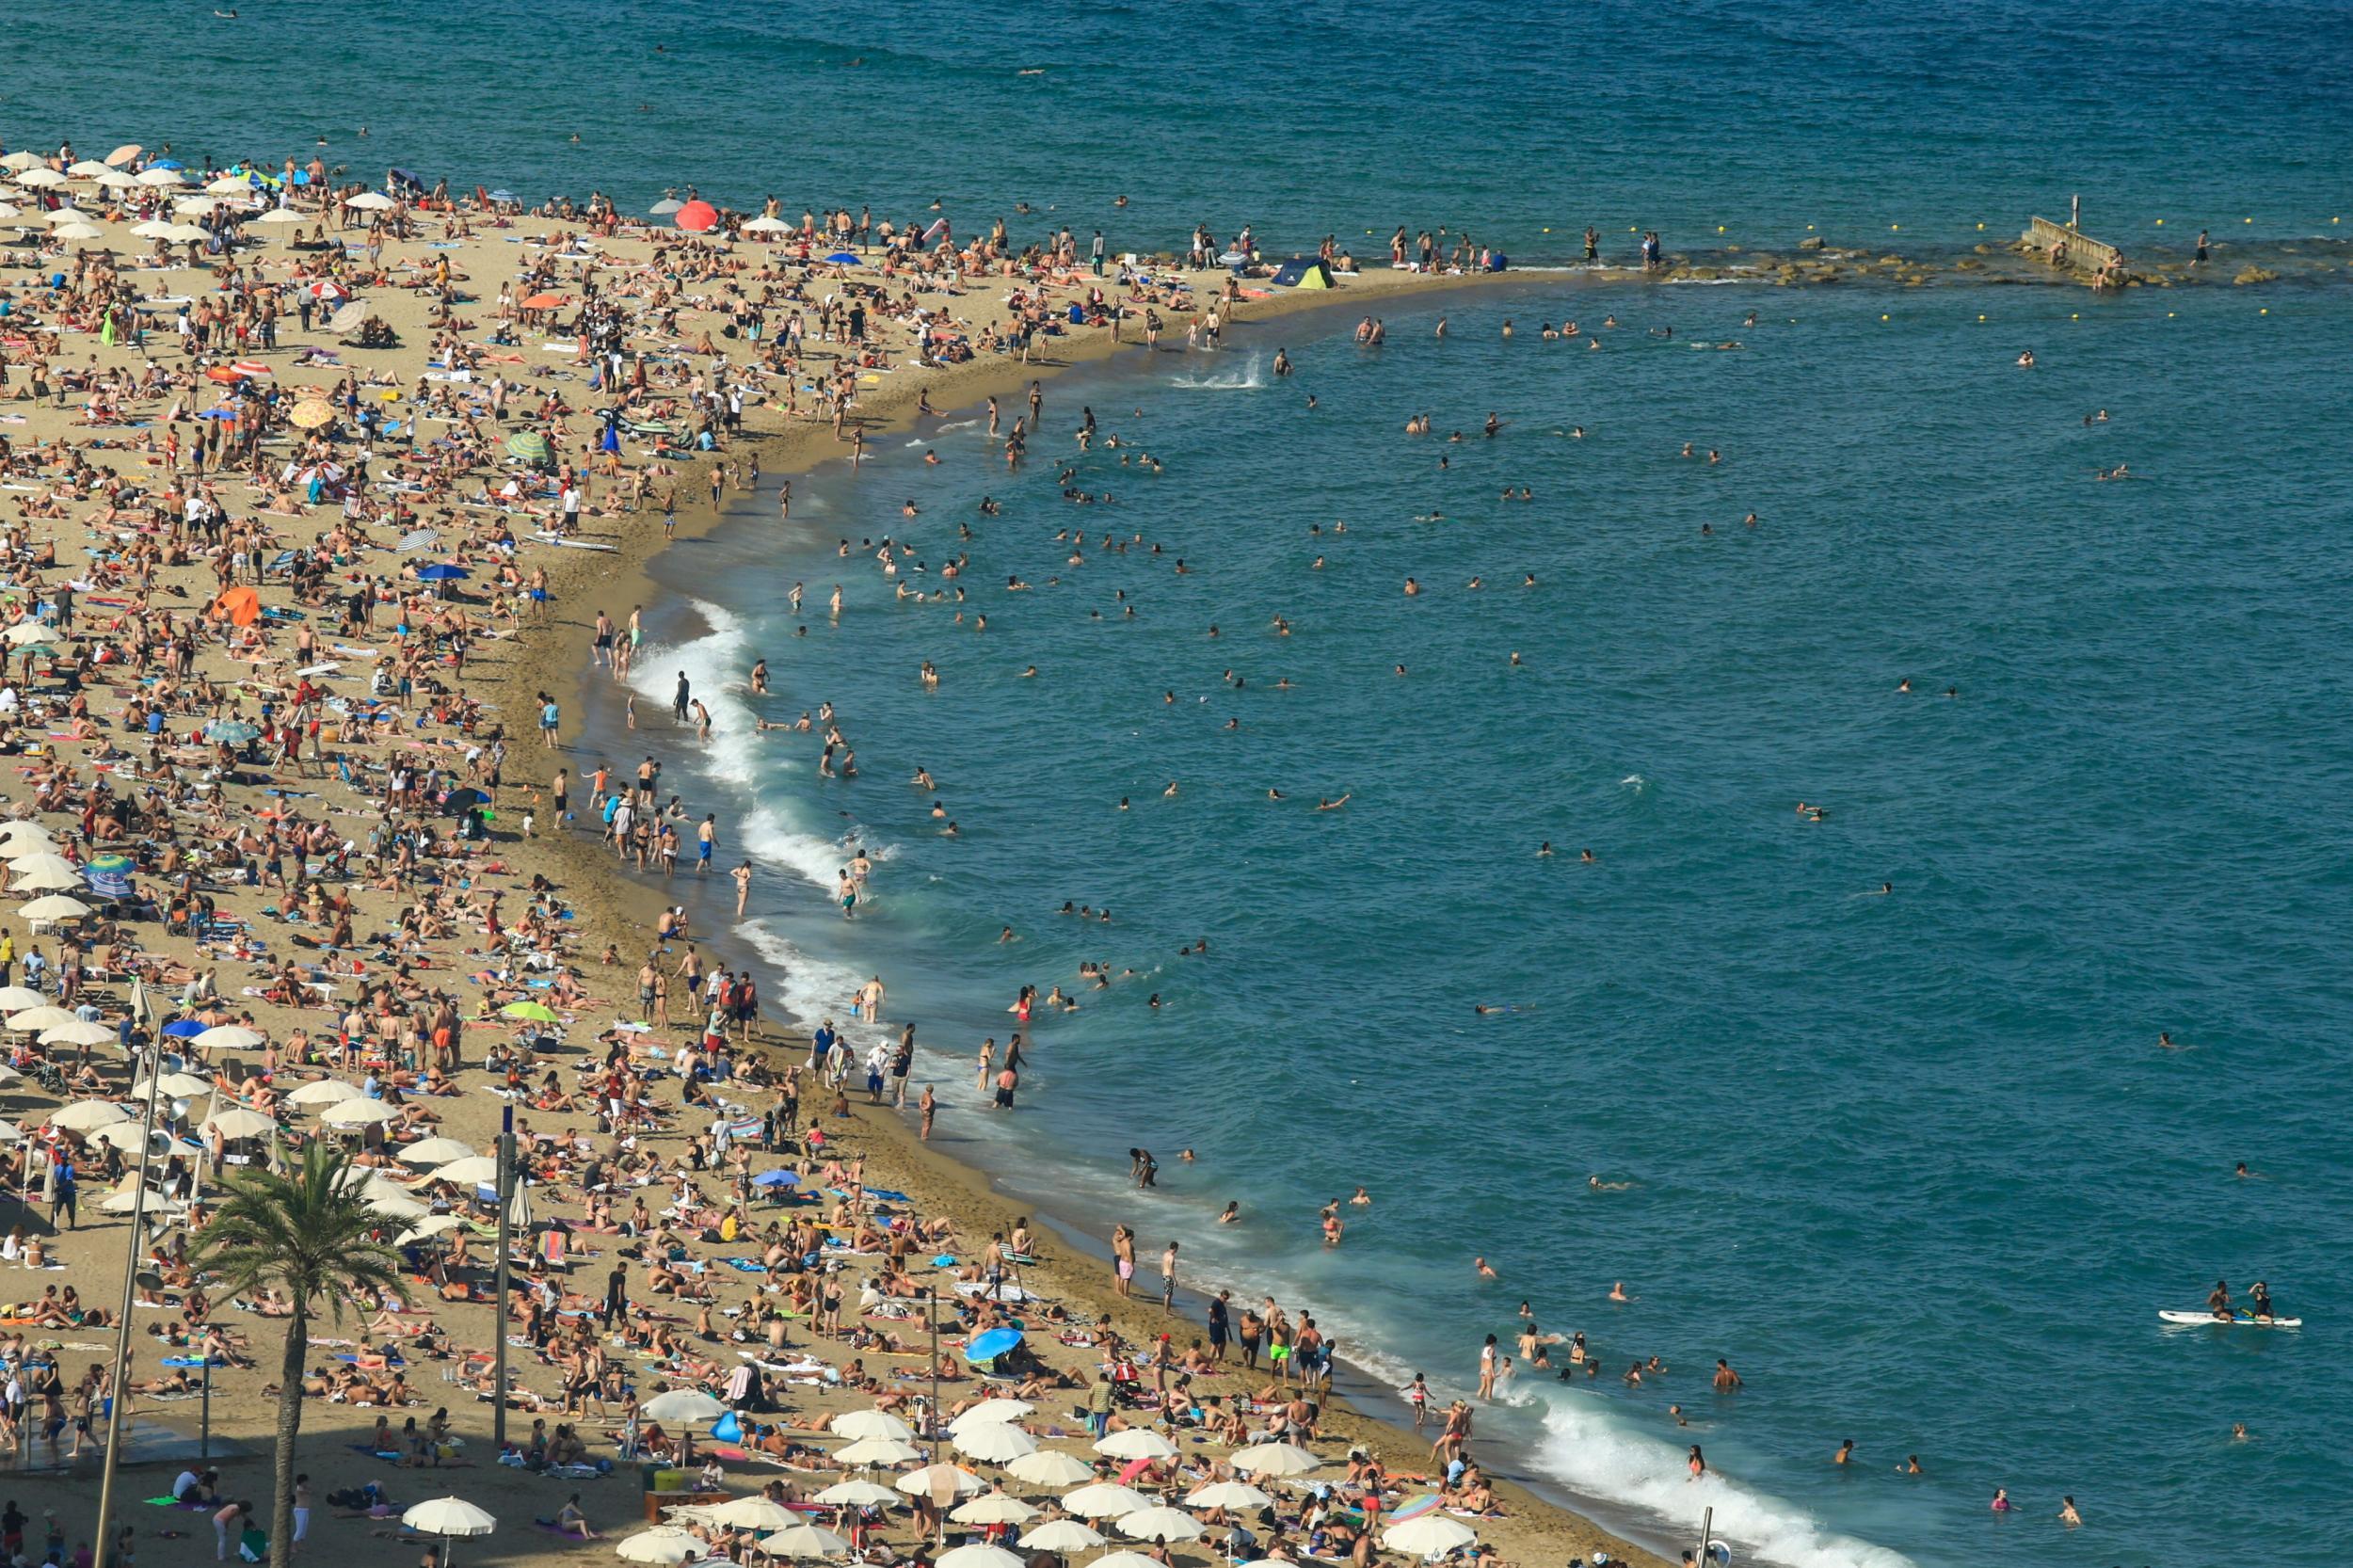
93,979,162,1568
927,1289,939,1465
493,1106,513,1451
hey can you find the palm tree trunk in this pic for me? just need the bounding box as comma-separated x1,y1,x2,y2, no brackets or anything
269,1305,307,1567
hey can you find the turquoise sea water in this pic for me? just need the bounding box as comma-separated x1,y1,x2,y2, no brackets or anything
12,5,2346,1564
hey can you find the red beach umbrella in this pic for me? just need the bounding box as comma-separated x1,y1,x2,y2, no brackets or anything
674,200,719,232
521,292,568,309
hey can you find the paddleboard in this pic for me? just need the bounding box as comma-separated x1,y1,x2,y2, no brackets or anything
2159,1309,2301,1328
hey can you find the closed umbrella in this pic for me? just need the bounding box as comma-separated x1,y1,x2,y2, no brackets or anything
757,1525,850,1560
1115,1507,1204,1544
830,1409,912,1443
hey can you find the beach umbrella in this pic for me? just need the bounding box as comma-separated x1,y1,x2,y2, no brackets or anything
1116,1507,1204,1544
832,1435,921,1468
0,839,57,864
105,145,142,167
1016,1521,1104,1553
92,1122,161,1152
344,191,395,211
203,719,262,744
15,168,68,188
163,224,212,243
505,430,552,463
811,1481,900,1509
933,1546,1021,1568
136,168,186,186
963,1327,1023,1364
741,216,791,234
328,302,367,333
1228,1443,1321,1478
1183,1482,1273,1512
0,820,52,841
52,222,106,242
205,1107,279,1140
206,174,256,194
290,399,334,429
173,197,220,216
520,292,568,310
101,1186,182,1214
415,563,469,583
66,161,115,179
0,204,19,222
824,251,861,265
48,1099,130,1130
11,866,85,892
92,170,140,190
674,200,719,232
830,1409,913,1443
1381,1516,1478,1557
948,1399,1036,1432
648,200,683,216
397,1215,466,1245
0,152,43,171
397,1137,477,1166
1085,1554,1168,1568
38,1017,113,1047
749,1169,798,1189
134,1071,216,1099
950,1491,1037,1527
8,851,75,878
21,894,92,922
1004,1450,1094,1488
1059,1484,1150,1520
952,1423,1037,1464
131,219,180,238
286,1078,362,1106
895,1464,984,1499
1094,1430,1176,1462
707,1496,797,1532
255,207,306,226
425,1154,500,1185
8,1006,80,1032
757,1525,850,1560
0,1115,19,1135
0,986,41,1012
615,1529,705,1565
401,1497,496,1568
640,1389,726,1423
321,1097,397,1126
194,1024,265,1051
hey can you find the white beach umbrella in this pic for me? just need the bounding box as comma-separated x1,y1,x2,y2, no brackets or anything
933,1546,1021,1568
950,1491,1037,1527
0,152,44,172
829,1409,913,1443
707,1496,797,1532
320,1097,397,1126
741,216,791,234
255,207,307,225
1004,1450,1095,1488
1087,1554,1168,1568
894,1464,984,1499
425,1153,501,1184
811,1481,900,1509
0,1117,21,1138
131,219,180,238
173,197,220,216
345,191,395,211
286,1077,362,1106
136,168,188,186
1183,1481,1273,1512
368,1192,430,1220
35,209,91,226
0,986,42,1011
0,824,58,849
0,204,20,223
615,1529,706,1565
92,1122,160,1153
833,1434,922,1468
1115,1507,1204,1544
758,1525,850,1560
953,1423,1037,1464
194,1025,265,1052
8,1006,81,1032
1381,1516,1479,1557
92,169,140,190
1228,1443,1322,1478
134,1071,216,1099
640,1389,726,1423
1059,1483,1150,1520
22,894,93,922
101,1186,182,1214
15,168,68,188
397,1136,477,1166
1094,1429,1177,1462
161,224,212,243
205,1107,280,1140
205,175,256,195
1016,1521,1104,1553
48,1099,130,1130
947,1398,1035,1431
52,222,106,242
402,1497,496,1568
38,1017,114,1046
397,1215,466,1245
11,866,86,892
9,852,79,878
66,161,115,179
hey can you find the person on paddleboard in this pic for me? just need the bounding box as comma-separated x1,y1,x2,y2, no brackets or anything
2208,1279,2233,1319
2250,1281,2277,1321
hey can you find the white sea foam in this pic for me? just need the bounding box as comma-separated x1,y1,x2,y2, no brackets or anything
627,598,870,891
1532,1397,1913,1568
1168,352,1265,392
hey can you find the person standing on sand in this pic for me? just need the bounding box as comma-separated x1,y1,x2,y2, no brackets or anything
1111,1224,1135,1297
733,860,752,917
1161,1240,1179,1311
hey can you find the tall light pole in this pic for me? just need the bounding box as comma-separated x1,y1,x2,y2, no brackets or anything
492,1103,515,1449
93,978,160,1568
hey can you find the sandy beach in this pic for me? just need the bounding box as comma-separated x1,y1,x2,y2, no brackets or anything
0,155,1668,1568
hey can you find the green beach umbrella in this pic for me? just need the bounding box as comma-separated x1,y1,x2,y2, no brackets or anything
505,429,552,464
501,1000,561,1023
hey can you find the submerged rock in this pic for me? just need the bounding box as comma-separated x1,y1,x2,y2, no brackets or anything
2233,265,2279,285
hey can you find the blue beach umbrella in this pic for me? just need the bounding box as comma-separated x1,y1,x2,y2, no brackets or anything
204,719,261,744
750,1169,798,1188
414,563,467,582
824,251,860,264
162,1019,206,1038
964,1327,1023,1364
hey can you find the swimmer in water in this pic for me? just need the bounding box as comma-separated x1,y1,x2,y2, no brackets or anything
1590,1176,1630,1192
1474,1257,1499,1279
1609,1282,1633,1302
1350,1186,1371,1206
1315,794,1351,810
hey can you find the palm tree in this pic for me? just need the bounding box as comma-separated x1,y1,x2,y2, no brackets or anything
195,1142,403,1567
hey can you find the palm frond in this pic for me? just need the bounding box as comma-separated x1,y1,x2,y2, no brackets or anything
196,1141,405,1320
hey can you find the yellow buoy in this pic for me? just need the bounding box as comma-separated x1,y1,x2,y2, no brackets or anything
2244,216,2253,223
2154,217,2164,226
1976,222,1985,231
2261,307,2269,314
1717,225,1725,232
1881,313,1889,320
1806,224,1816,232
2071,312,2079,320
2168,312,2177,318
1891,223,1900,231
1977,313,1986,322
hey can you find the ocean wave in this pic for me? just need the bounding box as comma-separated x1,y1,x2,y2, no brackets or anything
1168,351,1265,391
1531,1397,1913,1568
628,598,873,891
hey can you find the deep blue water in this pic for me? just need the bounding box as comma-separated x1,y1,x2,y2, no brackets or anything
15,5,2346,1564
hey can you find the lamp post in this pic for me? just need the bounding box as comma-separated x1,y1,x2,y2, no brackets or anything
92,977,160,1568
491,1103,514,1449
